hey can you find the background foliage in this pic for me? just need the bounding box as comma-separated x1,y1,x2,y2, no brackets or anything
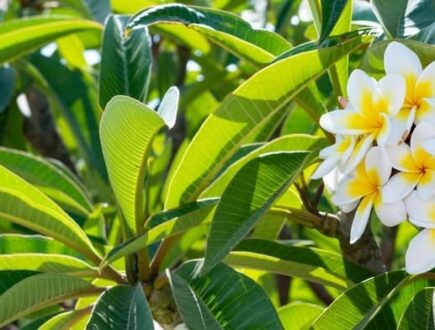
0,0,434,329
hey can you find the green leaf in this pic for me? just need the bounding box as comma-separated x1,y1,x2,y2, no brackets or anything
0,270,40,295
0,16,102,65
99,15,152,108
101,198,218,267
157,86,179,129
0,253,95,274
0,165,100,263
0,147,93,217
372,0,435,38
39,308,91,330
320,0,348,42
0,234,77,255
0,65,15,113
100,96,166,234
225,239,373,289
398,287,435,329
0,273,99,328
202,152,312,273
169,260,283,330
278,302,324,330
312,271,410,329
165,36,366,208
128,4,291,66
202,134,327,198
86,284,153,330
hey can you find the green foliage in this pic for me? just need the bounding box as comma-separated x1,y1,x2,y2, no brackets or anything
0,0,434,329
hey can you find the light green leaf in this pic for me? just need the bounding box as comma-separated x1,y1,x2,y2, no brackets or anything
100,96,166,234
0,16,102,65
202,152,312,273
99,15,152,108
202,134,327,198
0,234,76,256
157,86,179,129
312,271,410,329
0,165,100,263
398,287,435,329
0,254,96,275
128,4,291,66
169,260,283,330
225,239,373,289
39,308,92,330
101,198,218,267
278,302,324,330
0,147,93,217
0,273,100,328
165,36,366,208
86,284,153,330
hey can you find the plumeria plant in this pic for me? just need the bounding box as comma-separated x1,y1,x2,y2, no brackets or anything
1,0,435,329
314,42,435,274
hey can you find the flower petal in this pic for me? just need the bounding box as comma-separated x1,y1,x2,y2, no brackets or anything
332,176,364,206
416,61,435,99
342,134,375,174
365,146,391,185
382,172,420,203
341,200,358,213
385,143,419,172
319,110,373,135
405,229,435,274
417,170,435,199
377,74,406,116
405,191,435,228
411,121,435,155
386,107,415,146
375,113,392,147
350,194,374,244
374,199,407,227
347,69,376,114
415,98,435,125
311,156,340,180
384,41,422,80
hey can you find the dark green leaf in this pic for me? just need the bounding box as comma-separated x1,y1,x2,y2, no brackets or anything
320,0,348,42
398,287,435,329
0,65,15,113
86,285,153,330
202,151,312,273
169,260,283,330
99,15,152,108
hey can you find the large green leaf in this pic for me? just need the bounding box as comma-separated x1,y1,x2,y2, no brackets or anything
0,147,92,217
372,0,435,38
202,152,312,273
39,308,92,330
398,287,435,329
86,284,153,330
99,15,152,108
0,273,100,328
312,271,410,329
0,270,40,295
100,96,165,234
165,36,366,208
0,66,15,113
0,254,96,275
320,0,348,42
0,165,100,263
128,4,291,66
101,198,218,267
278,302,324,330
0,16,102,65
169,260,283,330
202,134,327,198
0,234,76,256
225,239,372,289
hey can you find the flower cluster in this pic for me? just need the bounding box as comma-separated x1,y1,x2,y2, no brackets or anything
312,42,435,275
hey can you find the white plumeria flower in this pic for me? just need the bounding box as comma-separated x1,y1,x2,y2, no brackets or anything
333,147,406,244
383,122,435,202
405,191,435,229
385,42,435,129
320,69,406,148
405,228,435,274
311,135,355,179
